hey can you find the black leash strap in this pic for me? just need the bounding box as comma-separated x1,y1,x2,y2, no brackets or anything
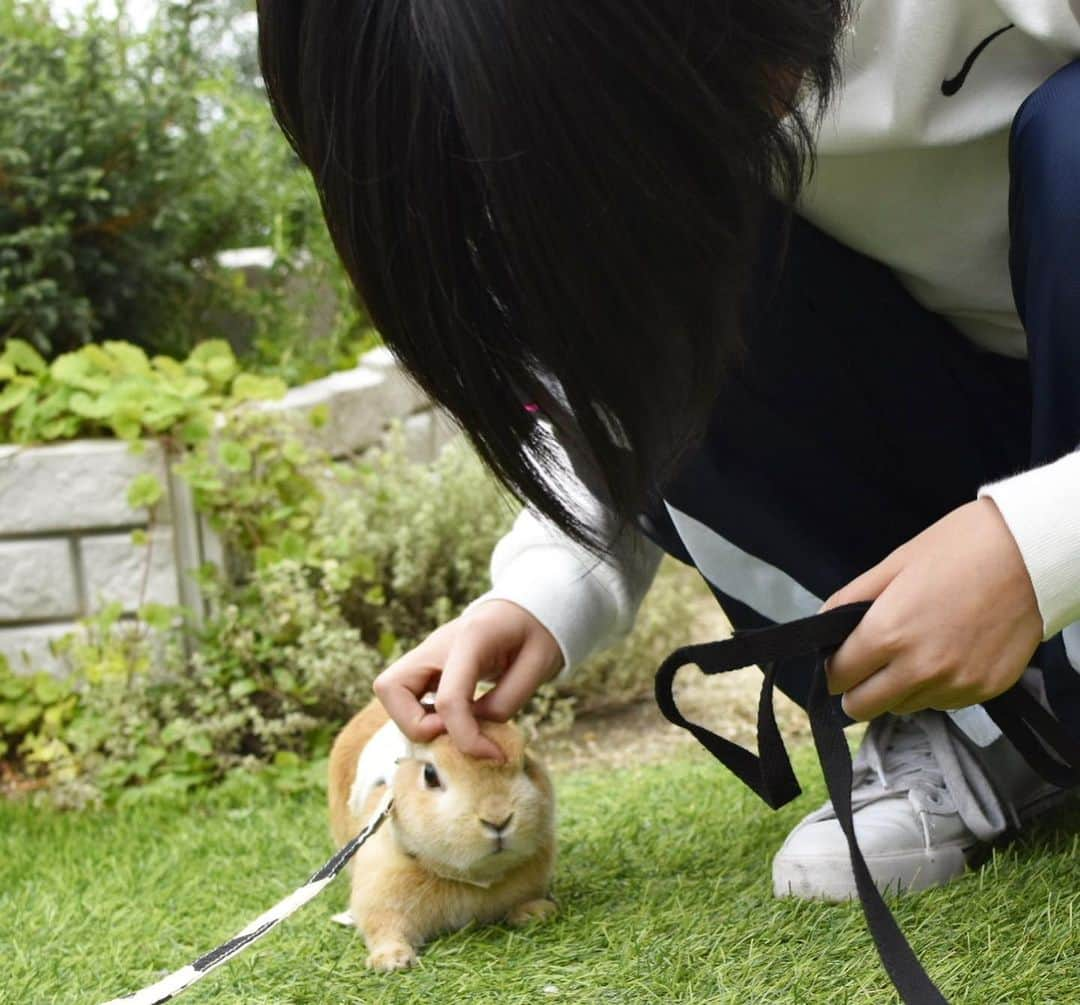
655,602,1080,1005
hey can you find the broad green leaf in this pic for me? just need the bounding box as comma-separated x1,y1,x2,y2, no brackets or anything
81,344,114,371
138,603,175,631
206,354,238,386
255,546,281,569
153,355,186,380
0,381,32,414
103,341,151,374
279,531,305,561
180,415,212,445
109,413,142,440
11,703,42,731
141,400,186,432
174,376,209,399
231,373,287,401
218,440,252,473
35,386,74,420
377,630,399,660
186,340,235,367
32,675,66,704
160,721,188,746
1,339,46,375
281,439,307,464
272,668,298,692
50,352,90,385
127,473,164,509
42,699,76,730
228,678,258,699
68,391,113,419
130,746,167,778
39,416,81,441
351,553,376,580
184,733,213,757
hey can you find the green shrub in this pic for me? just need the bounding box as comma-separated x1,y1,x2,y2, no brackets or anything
0,410,709,806
0,1,369,378
0,656,77,763
0,337,285,445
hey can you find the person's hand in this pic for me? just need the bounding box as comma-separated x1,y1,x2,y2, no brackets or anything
373,600,564,761
823,498,1043,721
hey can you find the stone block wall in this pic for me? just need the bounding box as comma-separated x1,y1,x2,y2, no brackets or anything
0,440,214,673
0,347,460,674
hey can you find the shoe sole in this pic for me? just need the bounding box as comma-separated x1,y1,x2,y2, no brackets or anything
773,842,971,902
774,786,1080,902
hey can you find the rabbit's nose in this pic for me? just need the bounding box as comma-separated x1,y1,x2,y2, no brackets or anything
481,813,514,834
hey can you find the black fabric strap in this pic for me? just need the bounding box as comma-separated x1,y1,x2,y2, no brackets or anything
982,686,1080,789
655,643,800,809
805,662,948,1004
654,603,870,810
654,602,1080,1005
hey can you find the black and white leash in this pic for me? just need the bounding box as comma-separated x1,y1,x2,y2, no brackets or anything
100,792,393,1005
655,602,1080,1005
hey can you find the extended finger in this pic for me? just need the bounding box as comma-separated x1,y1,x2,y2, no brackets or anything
374,660,445,743
436,634,505,761
472,640,560,723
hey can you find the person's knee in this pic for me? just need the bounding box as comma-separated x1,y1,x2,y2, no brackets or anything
1011,60,1080,209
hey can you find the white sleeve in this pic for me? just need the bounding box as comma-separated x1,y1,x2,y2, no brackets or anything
463,506,663,676
979,451,1080,638
997,1,1080,51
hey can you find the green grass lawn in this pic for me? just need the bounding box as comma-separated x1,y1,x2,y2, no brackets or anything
4,747,1080,1005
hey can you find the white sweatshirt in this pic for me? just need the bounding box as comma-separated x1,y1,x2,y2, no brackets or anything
469,0,1080,672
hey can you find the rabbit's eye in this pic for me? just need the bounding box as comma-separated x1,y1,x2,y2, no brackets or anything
422,763,442,790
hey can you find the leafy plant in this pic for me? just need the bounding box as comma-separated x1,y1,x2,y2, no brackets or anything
0,655,77,762
0,337,285,445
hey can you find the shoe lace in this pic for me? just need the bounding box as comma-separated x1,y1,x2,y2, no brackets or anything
853,714,946,797
852,712,1009,842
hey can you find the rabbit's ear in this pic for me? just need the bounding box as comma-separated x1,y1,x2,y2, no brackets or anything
522,750,544,780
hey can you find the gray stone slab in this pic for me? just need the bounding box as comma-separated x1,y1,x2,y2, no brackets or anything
0,539,79,621
80,529,180,613
0,441,171,534
0,622,76,675
264,350,430,457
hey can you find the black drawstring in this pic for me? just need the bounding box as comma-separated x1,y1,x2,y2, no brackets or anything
655,602,1080,1005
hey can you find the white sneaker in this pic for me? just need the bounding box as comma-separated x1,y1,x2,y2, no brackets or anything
772,709,1062,902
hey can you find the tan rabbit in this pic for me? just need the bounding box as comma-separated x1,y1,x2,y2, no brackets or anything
328,699,558,972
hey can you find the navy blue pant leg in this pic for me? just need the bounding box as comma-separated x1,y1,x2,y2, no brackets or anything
1008,60,1080,723
1011,60,1080,467
655,210,1032,712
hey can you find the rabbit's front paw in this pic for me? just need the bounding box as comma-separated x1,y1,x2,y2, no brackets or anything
366,940,418,972
506,898,557,927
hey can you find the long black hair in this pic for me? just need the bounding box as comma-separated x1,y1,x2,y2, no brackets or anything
257,1,849,552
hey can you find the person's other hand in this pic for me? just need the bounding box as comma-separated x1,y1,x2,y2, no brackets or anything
823,498,1042,721
373,600,564,760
